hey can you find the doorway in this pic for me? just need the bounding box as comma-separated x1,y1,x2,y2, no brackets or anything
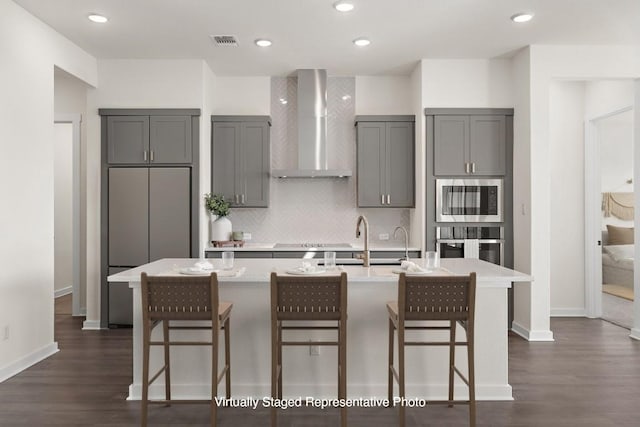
585,107,634,327
54,114,82,317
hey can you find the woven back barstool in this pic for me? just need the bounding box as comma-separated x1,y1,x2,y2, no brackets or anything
140,272,232,427
387,272,477,427
270,272,348,427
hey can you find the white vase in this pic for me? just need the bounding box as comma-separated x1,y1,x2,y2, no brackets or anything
210,214,232,242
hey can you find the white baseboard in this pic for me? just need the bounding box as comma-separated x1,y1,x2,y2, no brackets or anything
54,286,72,298
630,328,640,341
0,342,59,383
82,320,102,330
550,308,586,317
127,383,513,402
511,321,555,342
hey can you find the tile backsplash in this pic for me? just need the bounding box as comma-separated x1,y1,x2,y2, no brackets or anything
225,76,411,245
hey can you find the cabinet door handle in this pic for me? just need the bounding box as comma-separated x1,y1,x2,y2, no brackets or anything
471,162,476,174
143,150,148,161
381,194,385,205
386,194,391,204
465,162,470,174
241,194,245,204
234,194,238,204
150,150,154,162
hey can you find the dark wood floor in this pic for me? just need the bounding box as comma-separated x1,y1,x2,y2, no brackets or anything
1,297,640,426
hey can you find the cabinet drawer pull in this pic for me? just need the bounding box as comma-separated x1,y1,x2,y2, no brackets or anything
386,194,391,204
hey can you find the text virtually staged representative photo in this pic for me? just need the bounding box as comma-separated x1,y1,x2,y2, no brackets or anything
1,0,640,426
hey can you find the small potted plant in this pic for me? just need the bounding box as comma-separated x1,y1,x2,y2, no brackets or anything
205,193,232,242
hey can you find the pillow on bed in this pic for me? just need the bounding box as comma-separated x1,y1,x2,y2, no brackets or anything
606,225,634,245
603,244,635,261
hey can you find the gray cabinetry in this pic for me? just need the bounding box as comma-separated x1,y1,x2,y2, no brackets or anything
433,113,506,176
100,108,200,328
106,114,192,164
212,116,271,207
356,116,415,208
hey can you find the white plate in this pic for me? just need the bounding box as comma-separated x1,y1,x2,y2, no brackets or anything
285,268,327,275
178,268,219,276
391,268,433,275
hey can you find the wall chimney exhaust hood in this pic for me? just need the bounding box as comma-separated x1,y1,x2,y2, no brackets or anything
272,69,352,178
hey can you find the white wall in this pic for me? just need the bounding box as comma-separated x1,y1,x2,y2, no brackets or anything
0,0,96,380
212,76,270,115
517,45,640,340
549,81,586,315
421,59,513,107
355,76,412,114
53,123,74,295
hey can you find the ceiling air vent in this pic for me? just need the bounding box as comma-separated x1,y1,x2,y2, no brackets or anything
210,35,239,47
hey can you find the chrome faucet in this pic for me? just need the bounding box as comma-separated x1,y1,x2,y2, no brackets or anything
394,226,409,261
355,215,370,267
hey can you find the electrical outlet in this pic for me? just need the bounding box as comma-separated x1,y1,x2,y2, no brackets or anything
3,325,9,341
309,342,320,356
379,233,389,241
244,232,252,240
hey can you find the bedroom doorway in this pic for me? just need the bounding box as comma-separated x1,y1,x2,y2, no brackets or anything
585,106,634,328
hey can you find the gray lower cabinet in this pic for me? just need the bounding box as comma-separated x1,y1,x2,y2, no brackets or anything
356,116,415,207
107,167,191,326
106,114,192,164
433,114,506,176
212,116,271,207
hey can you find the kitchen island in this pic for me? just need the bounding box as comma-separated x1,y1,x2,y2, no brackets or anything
108,258,531,401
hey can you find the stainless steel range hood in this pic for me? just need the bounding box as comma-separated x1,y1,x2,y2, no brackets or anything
272,69,352,178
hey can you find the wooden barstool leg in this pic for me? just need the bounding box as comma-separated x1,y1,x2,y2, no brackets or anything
163,320,171,404
277,322,283,400
388,318,395,403
398,322,405,427
141,321,150,427
211,319,219,427
448,320,456,407
468,327,476,427
271,319,278,427
340,319,347,427
225,317,231,399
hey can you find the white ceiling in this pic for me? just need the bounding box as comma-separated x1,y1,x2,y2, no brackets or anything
13,0,640,76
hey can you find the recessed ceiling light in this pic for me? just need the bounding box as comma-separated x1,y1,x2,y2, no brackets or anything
333,1,355,12
510,13,534,23
353,37,370,47
255,39,272,47
88,14,108,24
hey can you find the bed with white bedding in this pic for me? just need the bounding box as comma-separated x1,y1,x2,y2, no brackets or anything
602,227,634,289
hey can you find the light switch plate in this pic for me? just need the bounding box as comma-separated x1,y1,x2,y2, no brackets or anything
244,232,252,240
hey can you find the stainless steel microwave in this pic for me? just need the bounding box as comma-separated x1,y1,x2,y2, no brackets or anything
436,179,503,222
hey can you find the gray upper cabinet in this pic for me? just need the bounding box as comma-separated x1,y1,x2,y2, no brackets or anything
107,114,192,164
107,116,149,164
433,114,506,176
356,116,415,208
212,116,271,208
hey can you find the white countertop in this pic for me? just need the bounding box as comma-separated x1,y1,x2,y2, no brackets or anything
108,257,532,288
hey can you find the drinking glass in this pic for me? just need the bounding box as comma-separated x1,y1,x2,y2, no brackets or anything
425,251,439,271
324,251,337,270
222,251,234,270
